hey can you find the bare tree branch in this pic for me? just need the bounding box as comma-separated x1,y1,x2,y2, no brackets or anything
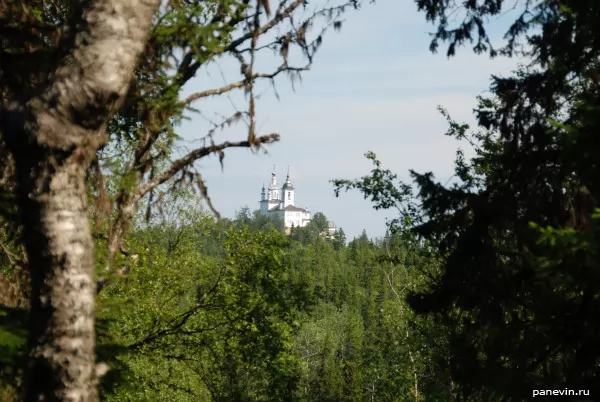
182,66,309,104
136,133,280,201
0,238,21,266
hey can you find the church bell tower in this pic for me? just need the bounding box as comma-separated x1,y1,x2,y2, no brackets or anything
282,166,295,208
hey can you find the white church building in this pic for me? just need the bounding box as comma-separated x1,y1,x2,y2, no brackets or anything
259,167,311,231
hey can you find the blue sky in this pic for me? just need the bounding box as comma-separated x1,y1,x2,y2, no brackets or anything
177,0,526,240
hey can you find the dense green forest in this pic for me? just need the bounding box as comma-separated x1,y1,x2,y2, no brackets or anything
3,0,600,400
3,198,446,400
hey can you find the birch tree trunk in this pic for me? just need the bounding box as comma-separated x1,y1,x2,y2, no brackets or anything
1,1,160,400
16,156,98,401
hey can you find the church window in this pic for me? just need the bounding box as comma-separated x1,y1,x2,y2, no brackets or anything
288,192,291,200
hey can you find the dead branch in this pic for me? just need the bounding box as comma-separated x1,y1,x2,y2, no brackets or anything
225,0,307,52
181,65,309,105
0,238,19,265
135,133,280,200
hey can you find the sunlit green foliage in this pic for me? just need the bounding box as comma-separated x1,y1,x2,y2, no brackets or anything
81,207,445,400
95,209,312,400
